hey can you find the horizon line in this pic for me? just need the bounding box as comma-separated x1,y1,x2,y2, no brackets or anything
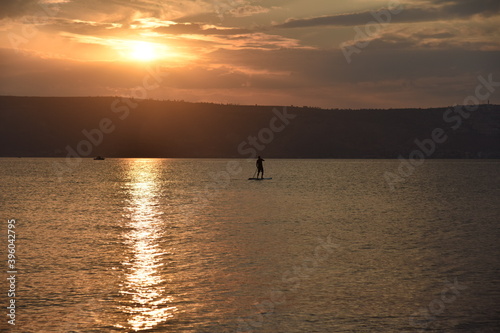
0,94,497,112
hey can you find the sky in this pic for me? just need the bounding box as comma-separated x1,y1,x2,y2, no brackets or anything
0,0,499,109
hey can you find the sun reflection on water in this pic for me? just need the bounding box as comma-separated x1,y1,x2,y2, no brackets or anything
119,159,177,331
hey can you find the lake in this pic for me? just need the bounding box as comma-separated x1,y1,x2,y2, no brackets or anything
1,158,499,332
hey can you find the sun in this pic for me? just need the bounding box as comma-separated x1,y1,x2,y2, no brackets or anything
113,39,191,64
129,41,160,61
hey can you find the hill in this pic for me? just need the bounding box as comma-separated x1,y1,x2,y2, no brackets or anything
1,96,499,158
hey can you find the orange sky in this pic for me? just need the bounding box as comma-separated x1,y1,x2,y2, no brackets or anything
1,0,499,108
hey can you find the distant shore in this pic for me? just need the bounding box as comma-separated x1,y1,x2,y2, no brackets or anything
1,96,499,159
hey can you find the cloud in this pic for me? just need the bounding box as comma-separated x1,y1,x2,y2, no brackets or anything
229,5,270,17
154,23,251,36
432,0,500,17
1,44,499,109
276,0,500,28
0,0,39,19
338,15,500,52
207,46,499,88
1,0,499,109
0,0,214,24
413,31,455,39
41,18,123,35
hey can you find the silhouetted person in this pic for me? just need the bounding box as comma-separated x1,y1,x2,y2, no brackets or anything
256,156,265,179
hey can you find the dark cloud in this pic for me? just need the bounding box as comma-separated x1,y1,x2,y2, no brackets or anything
0,0,42,19
433,0,500,17
108,0,164,15
208,43,500,86
413,32,456,39
0,0,170,22
229,5,270,17
276,0,500,28
69,0,165,17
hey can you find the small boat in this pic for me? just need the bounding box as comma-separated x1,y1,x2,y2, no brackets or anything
94,156,105,160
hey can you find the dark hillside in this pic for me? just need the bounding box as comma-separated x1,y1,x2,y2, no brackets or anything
1,96,499,158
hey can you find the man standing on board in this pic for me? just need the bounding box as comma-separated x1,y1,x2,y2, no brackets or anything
256,156,265,179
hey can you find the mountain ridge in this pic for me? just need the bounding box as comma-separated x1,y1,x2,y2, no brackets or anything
1,96,499,158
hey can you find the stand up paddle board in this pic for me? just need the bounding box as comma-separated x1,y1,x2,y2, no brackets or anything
248,178,272,180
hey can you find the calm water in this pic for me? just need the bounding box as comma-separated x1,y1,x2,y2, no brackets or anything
1,158,499,332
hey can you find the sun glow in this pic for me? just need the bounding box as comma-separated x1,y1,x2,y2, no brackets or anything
128,41,163,61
